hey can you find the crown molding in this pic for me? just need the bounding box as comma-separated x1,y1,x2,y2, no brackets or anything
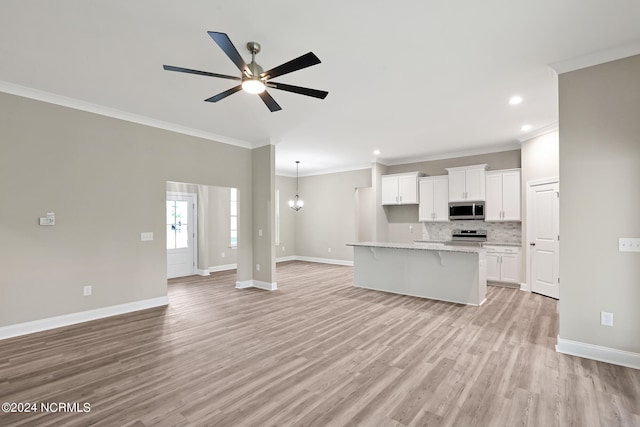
549,39,640,74
0,80,254,149
517,123,559,143
382,142,522,166
277,163,372,178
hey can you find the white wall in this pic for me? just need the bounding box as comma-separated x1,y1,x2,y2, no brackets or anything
520,131,559,285
559,54,640,355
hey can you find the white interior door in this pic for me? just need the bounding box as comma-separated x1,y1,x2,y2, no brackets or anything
528,181,559,299
167,192,196,279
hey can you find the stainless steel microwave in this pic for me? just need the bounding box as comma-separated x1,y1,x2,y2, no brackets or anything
449,201,485,220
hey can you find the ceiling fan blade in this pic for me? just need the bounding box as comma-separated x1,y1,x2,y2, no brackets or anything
258,91,282,112
261,52,321,79
163,65,241,81
204,85,242,103
207,31,248,74
268,82,328,99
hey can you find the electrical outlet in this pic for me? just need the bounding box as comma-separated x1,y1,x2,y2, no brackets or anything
83,285,92,296
258,229,263,237
600,311,613,327
256,264,260,271
327,247,332,253
221,252,225,258
282,246,285,252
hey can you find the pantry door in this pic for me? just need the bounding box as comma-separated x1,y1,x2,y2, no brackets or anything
528,180,559,299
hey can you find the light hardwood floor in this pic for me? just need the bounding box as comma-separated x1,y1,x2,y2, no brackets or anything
1,261,639,426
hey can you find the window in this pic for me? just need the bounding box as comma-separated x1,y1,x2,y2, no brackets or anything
166,200,189,249
230,188,238,247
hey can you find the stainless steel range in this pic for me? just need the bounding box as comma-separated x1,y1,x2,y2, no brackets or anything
446,229,487,247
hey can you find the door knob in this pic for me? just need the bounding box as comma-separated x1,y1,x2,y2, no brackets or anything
529,242,536,246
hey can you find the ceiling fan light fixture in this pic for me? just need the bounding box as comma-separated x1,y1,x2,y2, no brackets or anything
242,78,266,94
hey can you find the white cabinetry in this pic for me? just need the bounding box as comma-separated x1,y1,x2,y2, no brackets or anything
381,172,423,205
418,176,449,222
485,245,521,284
446,164,488,202
485,169,521,221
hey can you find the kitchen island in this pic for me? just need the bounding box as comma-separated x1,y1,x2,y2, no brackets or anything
347,242,487,306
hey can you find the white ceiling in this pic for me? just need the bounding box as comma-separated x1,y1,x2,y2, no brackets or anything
1,1,640,176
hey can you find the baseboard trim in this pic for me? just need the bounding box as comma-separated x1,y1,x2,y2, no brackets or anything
294,256,353,267
0,296,169,341
196,268,210,276
276,256,297,263
209,263,238,273
235,280,277,291
556,336,640,370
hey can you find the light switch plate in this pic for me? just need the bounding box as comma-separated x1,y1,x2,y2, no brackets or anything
601,311,613,326
618,237,640,252
141,232,154,241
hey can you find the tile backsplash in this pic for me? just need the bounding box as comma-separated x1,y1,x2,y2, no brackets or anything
422,221,521,243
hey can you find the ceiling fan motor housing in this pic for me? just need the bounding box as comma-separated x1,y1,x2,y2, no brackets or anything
246,61,264,79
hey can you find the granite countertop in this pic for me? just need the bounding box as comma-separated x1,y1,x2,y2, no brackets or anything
416,239,521,247
483,241,522,247
347,241,485,253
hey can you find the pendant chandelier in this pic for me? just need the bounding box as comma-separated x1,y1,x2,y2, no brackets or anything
288,161,304,211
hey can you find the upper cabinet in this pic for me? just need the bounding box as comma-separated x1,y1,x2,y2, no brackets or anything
445,164,488,202
418,176,449,222
485,169,521,221
381,172,424,205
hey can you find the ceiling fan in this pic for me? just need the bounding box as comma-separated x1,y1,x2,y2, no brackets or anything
163,31,328,112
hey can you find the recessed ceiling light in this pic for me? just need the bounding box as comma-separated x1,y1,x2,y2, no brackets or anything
509,96,523,105
521,124,532,131
373,150,381,156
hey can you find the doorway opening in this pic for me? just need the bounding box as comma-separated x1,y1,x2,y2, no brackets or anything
166,182,239,280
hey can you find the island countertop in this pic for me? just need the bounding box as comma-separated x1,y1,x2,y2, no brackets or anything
347,241,485,253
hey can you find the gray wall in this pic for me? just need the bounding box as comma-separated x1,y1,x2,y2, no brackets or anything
386,149,521,175
275,175,297,259
207,186,238,268
295,169,372,261
251,145,276,284
0,91,260,327
559,54,640,353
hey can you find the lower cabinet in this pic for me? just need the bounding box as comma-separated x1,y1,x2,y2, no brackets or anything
485,245,521,284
